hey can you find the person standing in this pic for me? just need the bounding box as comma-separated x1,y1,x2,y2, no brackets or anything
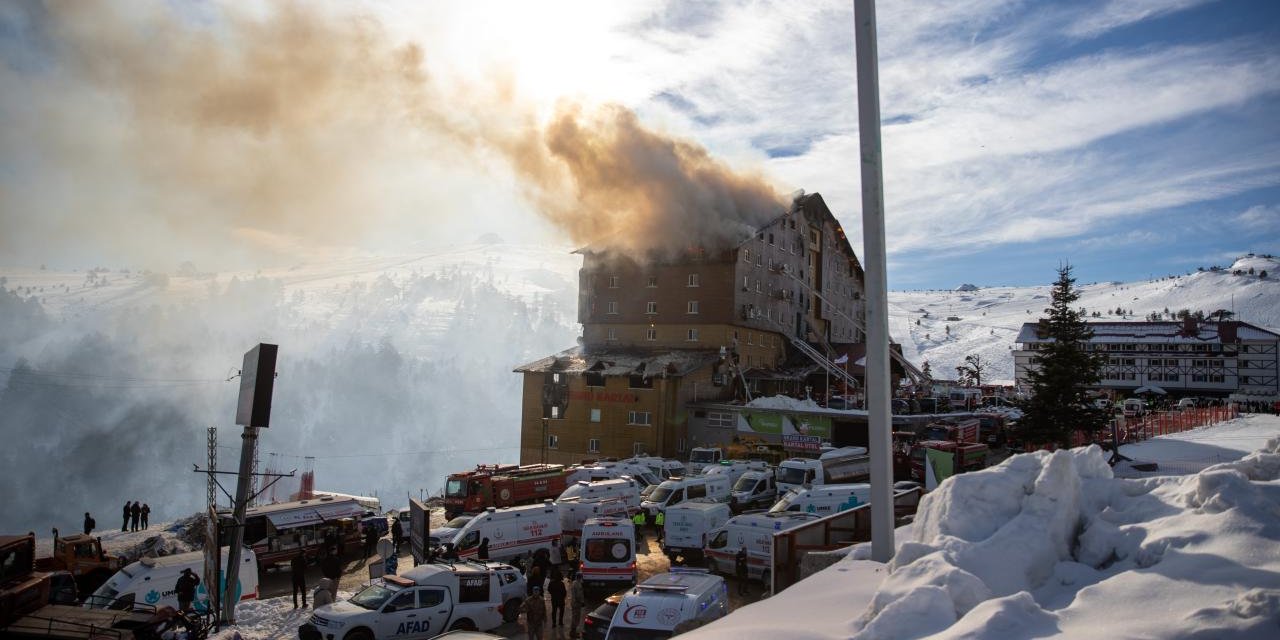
526,564,543,597
174,568,200,612
363,525,378,560
735,547,749,596
320,549,341,584
477,537,489,561
631,510,646,542
548,566,566,628
129,502,141,532
569,570,585,639
391,517,403,554
291,551,308,609
654,510,666,544
122,502,131,532
141,504,150,530
83,512,95,536
519,585,546,640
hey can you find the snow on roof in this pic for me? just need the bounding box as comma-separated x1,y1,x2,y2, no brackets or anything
680,416,1280,640
512,346,722,377
744,395,823,411
1016,320,1280,344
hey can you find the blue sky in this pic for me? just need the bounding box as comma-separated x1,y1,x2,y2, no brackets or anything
1,0,1277,289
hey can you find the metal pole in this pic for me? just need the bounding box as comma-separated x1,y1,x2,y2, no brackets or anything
854,0,894,562
222,425,258,624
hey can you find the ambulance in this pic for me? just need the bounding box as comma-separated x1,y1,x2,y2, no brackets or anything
559,477,645,503
87,547,258,613
768,483,871,516
605,569,728,639
558,496,637,544
579,517,637,590
639,475,731,516
567,462,661,487
661,501,731,564
622,456,687,480
700,459,769,485
728,469,777,512
703,511,820,582
447,502,562,564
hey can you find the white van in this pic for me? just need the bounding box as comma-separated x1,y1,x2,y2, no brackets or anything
558,496,637,542
605,569,728,639
662,502,731,563
729,469,777,512
1122,398,1147,417
768,483,871,516
687,447,724,474
429,514,475,550
559,477,644,503
580,517,637,590
703,512,821,582
776,446,870,494
639,475,731,516
567,462,661,487
623,456,687,480
700,459,769,485
87,547,259,613
449,502,562,564
310,562,506,638
1176,397,1198,410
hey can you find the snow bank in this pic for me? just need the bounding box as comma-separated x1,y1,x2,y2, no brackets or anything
745,395,823,411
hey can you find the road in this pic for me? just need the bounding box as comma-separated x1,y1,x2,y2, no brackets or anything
260,527,765,638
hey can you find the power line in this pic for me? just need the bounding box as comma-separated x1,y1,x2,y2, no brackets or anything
0,365,225,384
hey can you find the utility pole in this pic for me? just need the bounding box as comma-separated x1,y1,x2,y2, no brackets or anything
854,0,895,562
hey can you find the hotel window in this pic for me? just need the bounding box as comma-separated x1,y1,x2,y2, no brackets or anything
686,328,699,342
646,301,658,314
633,442,647,456
548,434,559,449
687,273,700,287
608,275,619,288
646,328,657,341
606,301,618,315
706,411,735,428
590,408,601,422
588,438,600,453
755,279,762,292
743,276,750,290
606,328,617,341
551,406,561,419
677,437,687,453
647,275,658,288
628,411,652,426
687,301,699,314
743,249,751,263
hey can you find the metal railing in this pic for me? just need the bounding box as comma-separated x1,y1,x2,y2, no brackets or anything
769,486,923,593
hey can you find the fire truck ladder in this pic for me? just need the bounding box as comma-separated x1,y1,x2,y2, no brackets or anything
788,335,862,391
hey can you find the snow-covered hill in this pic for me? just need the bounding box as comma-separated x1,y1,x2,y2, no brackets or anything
891,255,1280,384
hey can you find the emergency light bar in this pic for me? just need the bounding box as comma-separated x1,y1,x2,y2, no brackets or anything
637,584,691,592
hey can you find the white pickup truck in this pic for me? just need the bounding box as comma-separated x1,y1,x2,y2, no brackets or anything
308,562,512,639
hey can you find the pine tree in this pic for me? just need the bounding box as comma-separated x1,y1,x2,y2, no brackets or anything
1021,265,1108,448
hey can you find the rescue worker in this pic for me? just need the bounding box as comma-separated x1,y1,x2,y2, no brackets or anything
478,537,489,561
141,504,150,530
312,577,334,609
391,517,403,554
291,551,308,608
174,568,200,612
122,502,131,532
654,509,666,544
520,585,546,640
632,510,646,542
548,566,566,627
130,501,141,532
83,512,95,536
735,547,749,596
569,570,585,638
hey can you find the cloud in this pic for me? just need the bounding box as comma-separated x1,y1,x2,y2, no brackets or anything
1062,0,1215,40
1234,204,1280,233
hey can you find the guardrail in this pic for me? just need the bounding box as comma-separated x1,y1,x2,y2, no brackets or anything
769,487,923,594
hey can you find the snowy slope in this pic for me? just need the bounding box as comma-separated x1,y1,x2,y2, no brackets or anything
684,414,1280,640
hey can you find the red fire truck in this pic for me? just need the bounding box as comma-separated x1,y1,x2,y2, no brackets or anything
909,440,989,483
444,464,569,518
921,418,981,444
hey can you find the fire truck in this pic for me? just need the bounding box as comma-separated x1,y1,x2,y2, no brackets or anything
921,418,981,444
909,440,989,483
444,464,569,518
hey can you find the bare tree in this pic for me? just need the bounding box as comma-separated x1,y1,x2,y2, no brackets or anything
955,354,986,388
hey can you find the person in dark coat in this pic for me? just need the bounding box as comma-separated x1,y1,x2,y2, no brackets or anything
547,566,566,627
320,551,341,582
122,502,131,532
477,537,489,561
526,564,543,597
130,502,141,532
174,568,200,612
363,525,378,560
391,518,403,554
83,512,95,536
735,547,749,596
291,552,308,608
141,504,150,530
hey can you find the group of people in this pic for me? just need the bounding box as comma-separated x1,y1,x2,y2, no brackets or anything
122,501,150,532
517,560,585,640
630,509,665,543
290,548,343,609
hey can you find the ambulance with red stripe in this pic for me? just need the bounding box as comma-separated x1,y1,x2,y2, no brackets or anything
605,569,728,639
448,502,562,565
703,511,820,584
578,517,636,590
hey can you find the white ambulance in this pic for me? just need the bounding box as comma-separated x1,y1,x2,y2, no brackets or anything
661,501,731,564
728,469,777,512
703,511,820,582
87,547,258,613
579,517,637,590
605,569,728,639
567,462,661,487
623,456,687,480
700,459,769,485
558,496,637,543
639,475,731,516
448,502,562,564
768,483,871,516
559,477,645,503
309,562,506,638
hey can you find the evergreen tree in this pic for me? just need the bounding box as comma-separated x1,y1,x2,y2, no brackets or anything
1021,265,1108,448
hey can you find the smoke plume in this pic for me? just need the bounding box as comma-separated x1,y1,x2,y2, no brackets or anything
0,1,785,267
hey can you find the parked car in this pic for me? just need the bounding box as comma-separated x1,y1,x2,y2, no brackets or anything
581,590,627,640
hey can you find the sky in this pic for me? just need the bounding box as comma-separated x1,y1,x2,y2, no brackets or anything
1,0,1278,289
